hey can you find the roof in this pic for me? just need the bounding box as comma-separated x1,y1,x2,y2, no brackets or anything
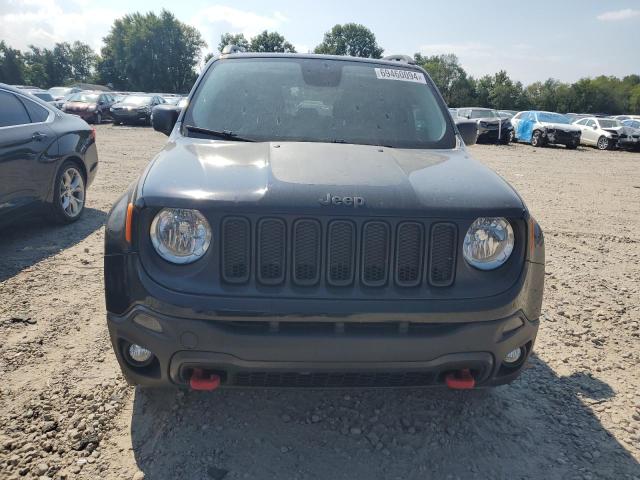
216,52,425,70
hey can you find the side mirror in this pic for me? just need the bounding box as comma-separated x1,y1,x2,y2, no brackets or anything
592,125,598,129
152,105,180,136
455,120,478,146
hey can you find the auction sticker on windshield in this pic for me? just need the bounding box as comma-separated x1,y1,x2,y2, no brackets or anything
374,68,426,84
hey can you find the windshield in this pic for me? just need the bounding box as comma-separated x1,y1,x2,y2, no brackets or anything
49,87,70,97
32,92,53,101
69,93,99,103
185,58,453,149
537,112,571,124
120,95,153,105
598,119,621,128
469,110,497,119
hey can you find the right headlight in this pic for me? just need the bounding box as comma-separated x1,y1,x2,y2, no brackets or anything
462,217,514,270
150,208,211,264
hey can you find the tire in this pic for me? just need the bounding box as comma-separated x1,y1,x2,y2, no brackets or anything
113,120,122,126
531,130,545,147
94,112,102,124
509,130,515,143
566,141,578,150
48,161,86,224
597,135,611,150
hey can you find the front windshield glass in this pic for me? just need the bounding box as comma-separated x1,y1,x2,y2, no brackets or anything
49,87,70,97
469,110,497,119
598,119,621,128
121,95,153,105
537,112,571,124
32,92,53,101
185,58,453,149
69,93,99,103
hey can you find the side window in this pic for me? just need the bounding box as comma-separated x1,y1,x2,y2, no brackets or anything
586,119,595,128
20,97,50,123
576,119,586,125
0,90,31,127
513,112,522,120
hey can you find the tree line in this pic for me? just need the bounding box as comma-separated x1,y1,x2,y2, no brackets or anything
1,11,638,113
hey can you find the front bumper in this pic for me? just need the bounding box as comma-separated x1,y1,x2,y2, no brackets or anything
545,129,580,146
111,110,149,123
106,251,544,388
617,137,640,149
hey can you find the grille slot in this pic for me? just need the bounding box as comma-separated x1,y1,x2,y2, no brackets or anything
219,216,459,290
292,219,321,286
327,221,356,286
257,218,286,285
361,221,390,287
395,222,424,287
233,371,436,388
429,223,457,287
221,217,250,283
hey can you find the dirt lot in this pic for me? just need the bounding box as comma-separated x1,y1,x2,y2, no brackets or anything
1,124,639,480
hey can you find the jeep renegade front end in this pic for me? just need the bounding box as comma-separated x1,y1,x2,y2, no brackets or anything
104,52,544,390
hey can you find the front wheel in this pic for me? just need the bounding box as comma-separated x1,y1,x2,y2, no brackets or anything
531,130,545,147
93,112,102,124
597,135,612,150
509,130,515,143
566,140,579,150
48,161,86,224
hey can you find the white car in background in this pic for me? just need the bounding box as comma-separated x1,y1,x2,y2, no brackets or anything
573,117,640,150
512,111,581,148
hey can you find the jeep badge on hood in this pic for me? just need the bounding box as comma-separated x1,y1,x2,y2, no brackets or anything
319,193,365,207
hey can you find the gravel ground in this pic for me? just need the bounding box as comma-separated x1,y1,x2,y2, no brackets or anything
1,124,639,480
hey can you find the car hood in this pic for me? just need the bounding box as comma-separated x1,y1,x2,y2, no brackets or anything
113,102,148,108
539,122,581,132
140,138,525,217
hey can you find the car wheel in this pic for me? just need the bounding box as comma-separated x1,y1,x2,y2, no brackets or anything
113,120,122,126
597,136,611,150
94,112,102,124
531,130,545,147
509,130,515,142
49,161,86,224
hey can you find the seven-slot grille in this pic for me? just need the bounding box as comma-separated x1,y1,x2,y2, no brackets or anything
221,216,457,288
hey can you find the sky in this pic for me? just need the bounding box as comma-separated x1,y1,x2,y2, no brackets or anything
1,0,639,84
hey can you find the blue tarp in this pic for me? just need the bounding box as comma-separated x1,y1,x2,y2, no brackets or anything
516,111,535,142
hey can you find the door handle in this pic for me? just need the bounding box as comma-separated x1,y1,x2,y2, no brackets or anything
32,132,48,141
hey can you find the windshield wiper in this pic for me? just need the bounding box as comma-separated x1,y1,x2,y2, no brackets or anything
184,124,254,142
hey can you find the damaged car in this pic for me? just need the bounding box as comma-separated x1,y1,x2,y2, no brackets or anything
573,117,640,151
456,107,513,144
513,111,581,149
104,51,544,391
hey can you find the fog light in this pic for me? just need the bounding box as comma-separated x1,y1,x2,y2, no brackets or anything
128,344,152,364
504,347,524,365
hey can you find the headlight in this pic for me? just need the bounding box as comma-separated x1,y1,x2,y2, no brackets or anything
462,217,514,270
150,208,211,264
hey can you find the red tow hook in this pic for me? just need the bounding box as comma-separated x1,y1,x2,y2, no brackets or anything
189,368,221,391
445,369,476,390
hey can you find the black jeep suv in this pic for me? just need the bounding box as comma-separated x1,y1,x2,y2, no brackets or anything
104,52,544,390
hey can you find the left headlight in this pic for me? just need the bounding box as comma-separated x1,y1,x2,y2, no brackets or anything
462,217,514,270
150,208,211,264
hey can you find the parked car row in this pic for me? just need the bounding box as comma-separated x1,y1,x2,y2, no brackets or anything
450,106,640,151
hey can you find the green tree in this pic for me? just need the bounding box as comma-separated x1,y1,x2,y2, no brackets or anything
218,33,249,52
414,53,476,106
249,31,295,53
0,41,25,84
98,10,206,92
314,23,383,58
69,41,98,82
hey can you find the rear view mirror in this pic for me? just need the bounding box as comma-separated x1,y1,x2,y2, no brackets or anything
455,120,478,146
152,105,181,136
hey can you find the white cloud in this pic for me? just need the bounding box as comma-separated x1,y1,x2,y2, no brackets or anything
596,9,640,21
191,5,288,49
0,0,120,51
